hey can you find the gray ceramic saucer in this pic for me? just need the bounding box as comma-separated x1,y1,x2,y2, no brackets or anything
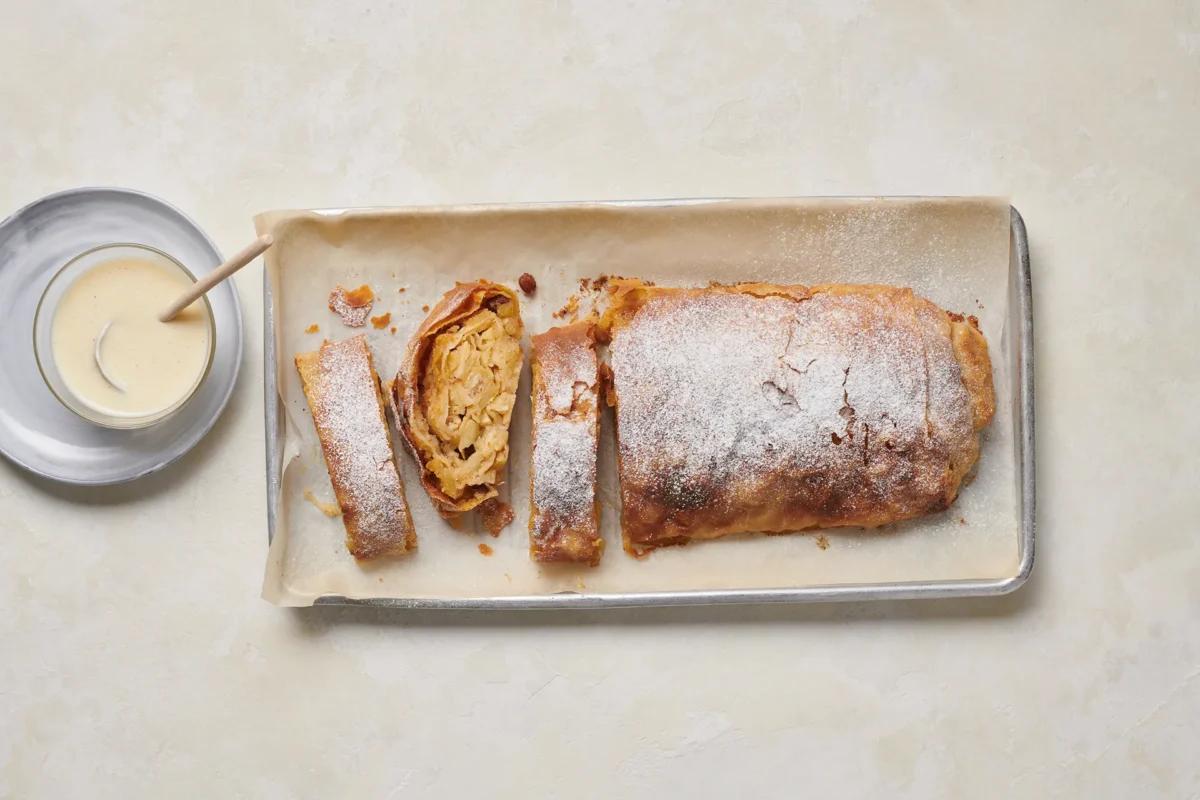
0,187,242,485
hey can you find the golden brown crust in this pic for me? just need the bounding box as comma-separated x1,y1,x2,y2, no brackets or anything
598,280,812,341
392,281,524,519
528,322,603,565
950,318,996,431
295,336,416,560
599,279,995,555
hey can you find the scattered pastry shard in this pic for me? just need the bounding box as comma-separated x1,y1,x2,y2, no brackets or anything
328,284,374,327
599,280,995,556
392,281,524,521
295,335,416,559
529,322,603,565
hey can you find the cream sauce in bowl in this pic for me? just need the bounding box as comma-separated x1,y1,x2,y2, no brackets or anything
34,244,214,429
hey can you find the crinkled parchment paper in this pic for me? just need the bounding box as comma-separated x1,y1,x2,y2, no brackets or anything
256,198,1018,606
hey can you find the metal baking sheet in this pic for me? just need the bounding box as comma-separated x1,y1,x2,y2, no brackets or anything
259,198,1033,608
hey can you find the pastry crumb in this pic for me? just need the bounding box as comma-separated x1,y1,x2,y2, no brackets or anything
479,498,514,536
478,543,494,557
398,286,406,293
328,284,375,327
580,275,612,293
389,326,397,334
599,362,615,406
948,311,982,332
302,488,342,517
553,294,579,320
304,323,320,334
815,534,830,550
959,517,967,525
370,312,391,329
518,272,537,295
421,304,430,312
561,275,614,322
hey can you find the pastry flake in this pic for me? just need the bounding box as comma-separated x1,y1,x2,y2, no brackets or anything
328,284,375,327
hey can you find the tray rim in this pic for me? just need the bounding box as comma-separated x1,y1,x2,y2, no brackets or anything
262,197,1034,609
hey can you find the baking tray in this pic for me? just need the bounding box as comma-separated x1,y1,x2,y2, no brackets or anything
261,198,1034,608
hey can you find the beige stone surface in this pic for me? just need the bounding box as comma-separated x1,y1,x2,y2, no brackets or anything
1,1,1197,796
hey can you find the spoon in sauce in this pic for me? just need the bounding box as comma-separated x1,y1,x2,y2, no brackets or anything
158,234,273,322
93,321,126,392
90,234,273,394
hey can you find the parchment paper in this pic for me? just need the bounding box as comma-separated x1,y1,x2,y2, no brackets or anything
255,198,1018,606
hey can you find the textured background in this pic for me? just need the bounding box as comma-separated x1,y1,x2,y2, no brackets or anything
2,1,1198,797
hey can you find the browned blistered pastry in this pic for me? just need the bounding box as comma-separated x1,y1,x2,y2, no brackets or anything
295,335,416,559
529,322,603,565
392,281,524,520
599,280,995,556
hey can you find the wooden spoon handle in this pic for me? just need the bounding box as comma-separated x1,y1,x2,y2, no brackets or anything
159,234,273,322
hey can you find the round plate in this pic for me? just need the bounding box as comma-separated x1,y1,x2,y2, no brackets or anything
0,187,242,485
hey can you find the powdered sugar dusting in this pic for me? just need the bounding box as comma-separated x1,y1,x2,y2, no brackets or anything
530,325,600,552
540,338,597,414
305,336,411,557
609,287,978,525
532,416,597,528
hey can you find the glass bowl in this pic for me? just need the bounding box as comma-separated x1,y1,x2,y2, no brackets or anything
33,243,216,430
